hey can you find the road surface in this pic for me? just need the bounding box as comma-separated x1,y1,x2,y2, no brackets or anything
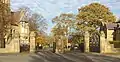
0,51,120,62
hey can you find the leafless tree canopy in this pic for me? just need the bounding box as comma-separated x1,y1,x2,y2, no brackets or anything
0,1,11,48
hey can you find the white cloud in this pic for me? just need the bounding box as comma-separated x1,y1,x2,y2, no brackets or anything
11,0,120,34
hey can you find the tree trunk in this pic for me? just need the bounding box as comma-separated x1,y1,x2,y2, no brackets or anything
0,1,11,48
0,32,5,48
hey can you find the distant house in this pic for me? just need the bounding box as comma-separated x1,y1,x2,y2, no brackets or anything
0,0,36,53
104,22,120,42
113,23,120,41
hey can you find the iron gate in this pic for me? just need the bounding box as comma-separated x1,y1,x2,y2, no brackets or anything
20,44,30,52
89,33,100,52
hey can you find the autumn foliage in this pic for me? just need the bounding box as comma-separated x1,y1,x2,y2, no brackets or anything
77,3,116,26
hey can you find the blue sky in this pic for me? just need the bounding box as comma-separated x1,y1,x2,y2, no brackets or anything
11,0,120,34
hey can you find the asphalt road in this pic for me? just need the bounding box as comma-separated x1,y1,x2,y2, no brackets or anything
0,51,120,62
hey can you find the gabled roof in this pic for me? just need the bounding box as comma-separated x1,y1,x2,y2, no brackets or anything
106,23,117,30
11,11,21,25
11,9,28,25
106,23,120,30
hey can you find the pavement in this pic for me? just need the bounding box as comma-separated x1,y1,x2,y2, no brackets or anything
84,53,120,62
0,50,120,62
88,52,120,58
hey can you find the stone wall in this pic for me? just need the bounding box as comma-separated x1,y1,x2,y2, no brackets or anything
0,36,20,53
100,30,120,53
0,25,20,53
100,31,114,53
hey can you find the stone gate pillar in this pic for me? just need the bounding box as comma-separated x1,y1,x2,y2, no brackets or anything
13,32,20,53
100,31,105,53
84,31,89,52
30,31,36,52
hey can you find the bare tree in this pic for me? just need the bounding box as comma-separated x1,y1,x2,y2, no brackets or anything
0,1,11,48
28,13,48,32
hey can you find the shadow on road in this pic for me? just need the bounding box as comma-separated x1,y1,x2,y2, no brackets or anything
29,51,75,62
29,50,120,62
30,55,44,62
29,50,95,62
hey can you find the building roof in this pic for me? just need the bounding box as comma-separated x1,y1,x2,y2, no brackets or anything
11,11,21,25
11,9,28,25
106,23,120,30
106,23,117,30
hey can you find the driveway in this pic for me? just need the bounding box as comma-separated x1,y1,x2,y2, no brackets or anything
0,51,120,62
